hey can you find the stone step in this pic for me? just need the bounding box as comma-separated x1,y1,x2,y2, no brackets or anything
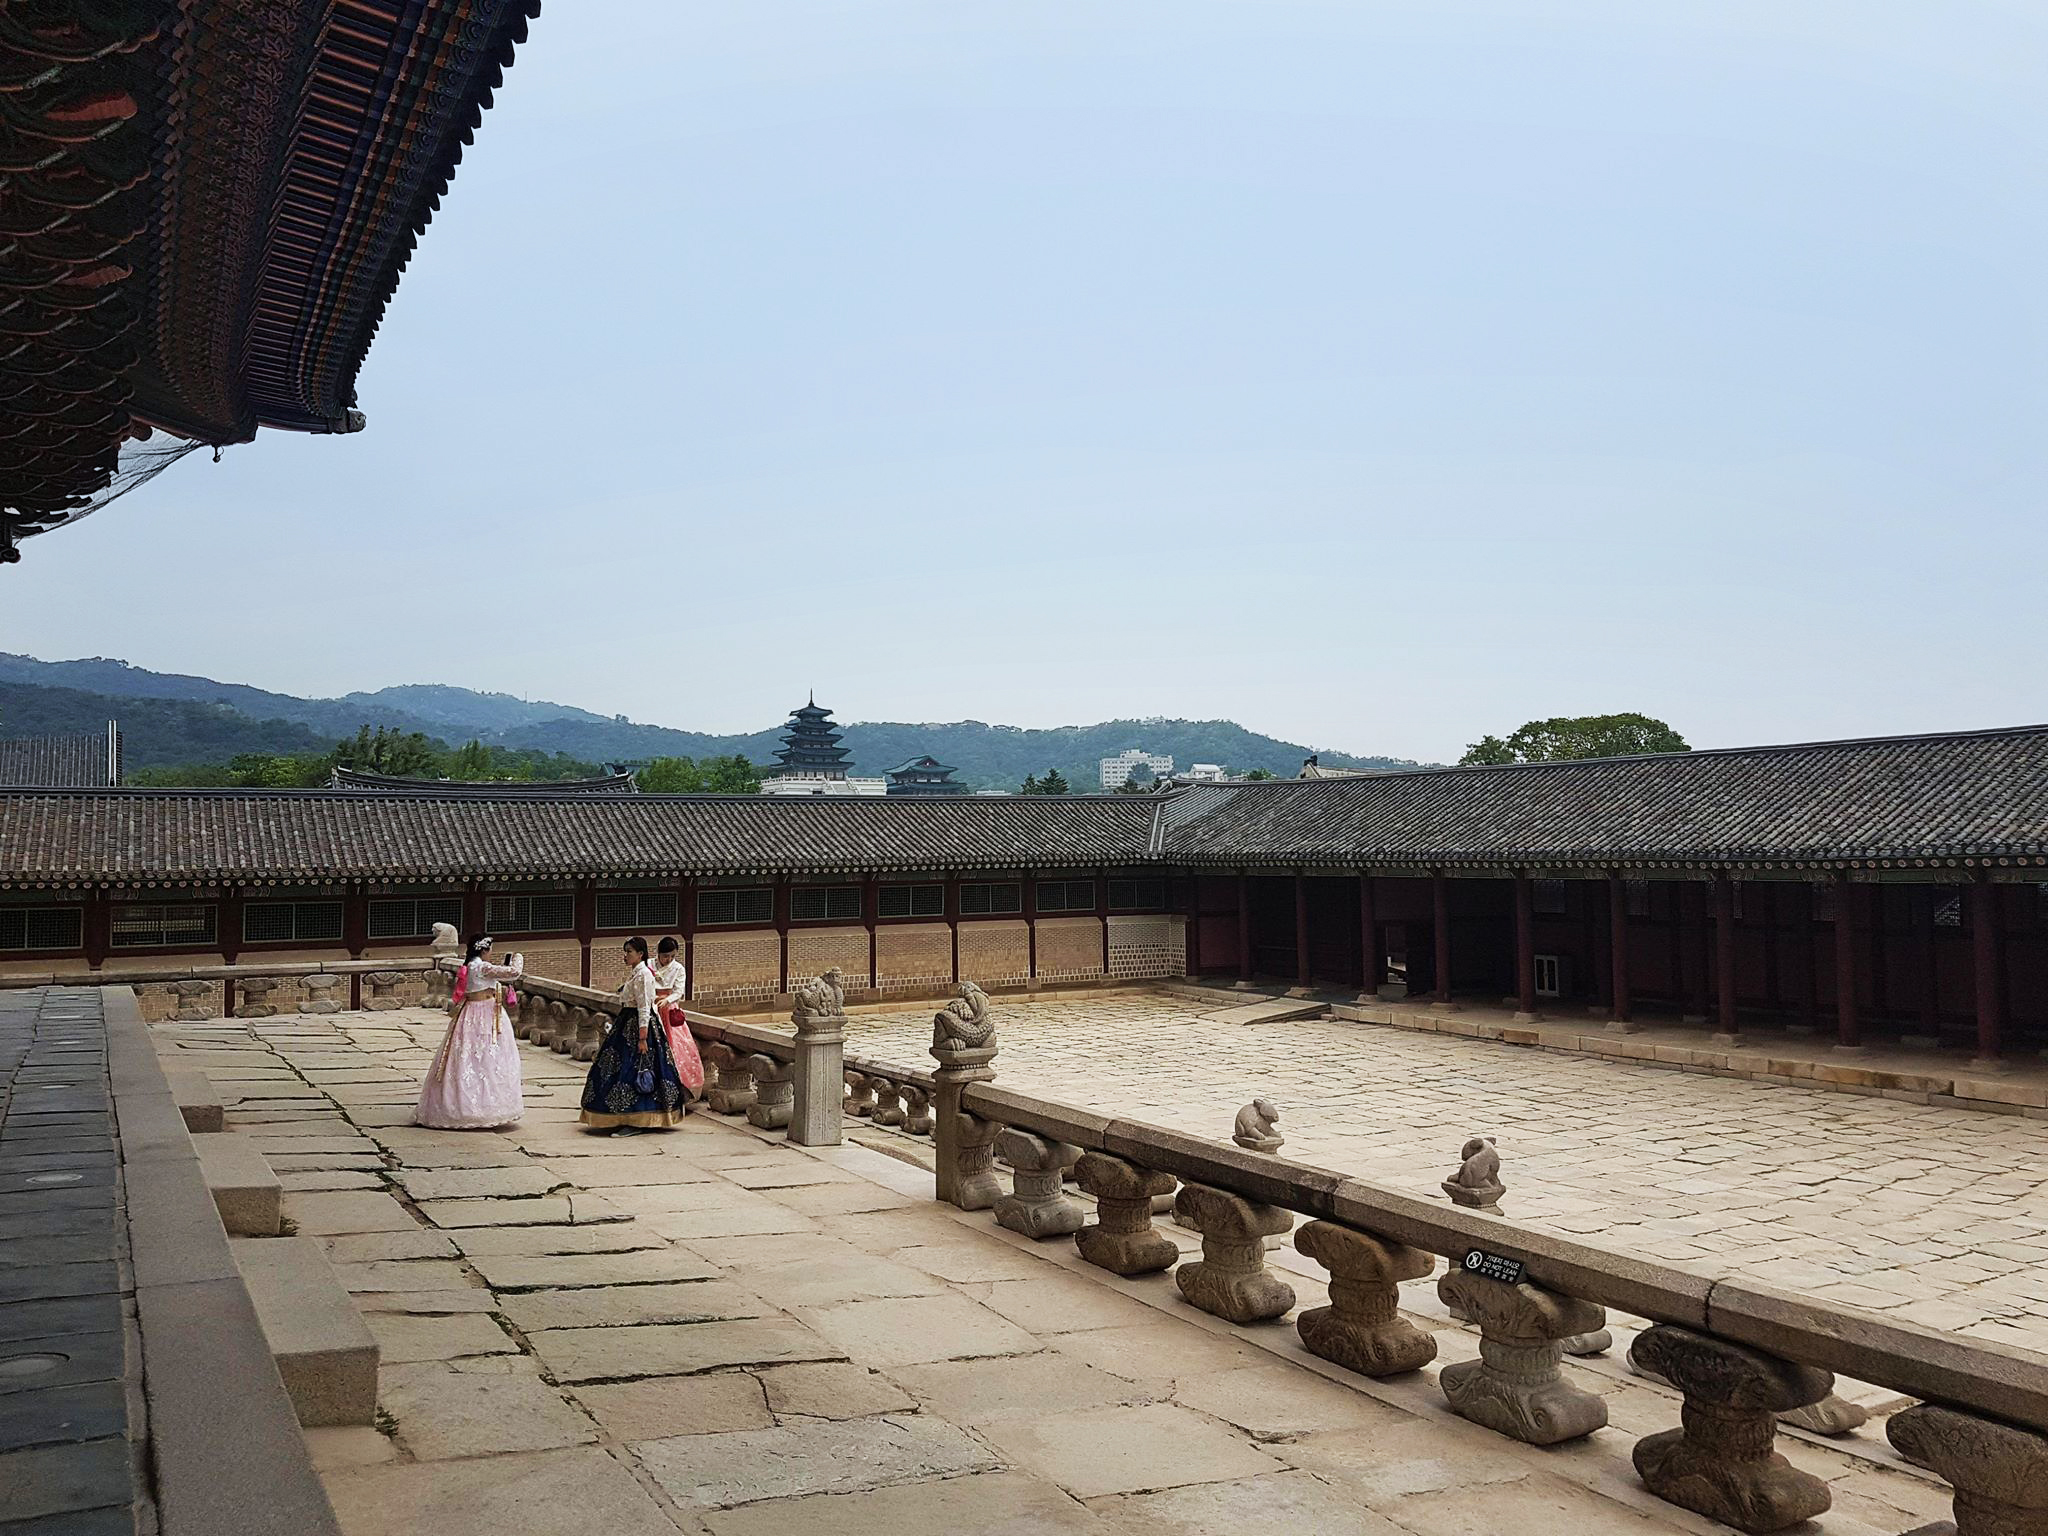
164,1065,224,1132
231,1236,380,1428
197,1132,282,1236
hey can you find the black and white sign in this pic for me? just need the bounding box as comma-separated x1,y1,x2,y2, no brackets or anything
1462,1249,1525,1285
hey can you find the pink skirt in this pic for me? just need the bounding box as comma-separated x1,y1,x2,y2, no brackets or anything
657,998,705,1096
415,997,525,1129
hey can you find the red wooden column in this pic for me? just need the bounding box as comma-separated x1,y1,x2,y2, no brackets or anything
1097,870,1112,978
1358,874,1379,995
774,878,791,996
1184,877,1203,976
1294,873,1311,987
343,885,369,1009
1432,872,1453,1007
1970,877,2005,1065
1712,876,1738,1040
1680,880,1708,1021
574,879,596,988
863,873,879,992
1607,872,1632,1027
1833,877,1861,1049
462,882,485,946
1236,874,1253,984
1798,882,1820,1032
680,877,697,1000
947,875,961,985
1023,872,1037,983
1513,873,1536,1018
83,887,110,971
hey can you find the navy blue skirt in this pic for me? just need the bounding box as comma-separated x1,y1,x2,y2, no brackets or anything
579,1008,688,1129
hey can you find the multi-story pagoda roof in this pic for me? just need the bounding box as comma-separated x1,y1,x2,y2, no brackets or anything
0,0,543,557
772,695,853,776
885,755,967,796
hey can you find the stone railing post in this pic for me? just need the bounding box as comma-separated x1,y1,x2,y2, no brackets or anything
236,976,281,1018
540,1000,567,1052
1173,1183,1295,1324
843,1071,876,1118
169,979,214,1021
993,1128,1082,1238
1074,1152,1177,1275
1294,1221,1437,1376
511,991,537,1041
871,1079,906,1128
300,974,344,1014
788,973,846,1147
703,1043,755,1117
363,970,402,1012
574,1007,605,1061
930,981,999,1210
1888,1404,2048,1536
902,1084,932,1136
1630,1325,1832,1533
745,1055,794,1131
1436,1265,1608,1444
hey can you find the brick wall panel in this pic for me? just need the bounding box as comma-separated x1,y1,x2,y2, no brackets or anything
693,930,782,1007
789,927,873,998
1109,914,1186,980
876,922,953,994
1034,916,1105,982
956,920,1030,989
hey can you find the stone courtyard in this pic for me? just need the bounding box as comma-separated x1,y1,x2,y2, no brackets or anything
133,995,1984,1535
842,990,2048,1353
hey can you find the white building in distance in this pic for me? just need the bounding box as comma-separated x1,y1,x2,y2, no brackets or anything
1182,763,1229,782
1100,748,1174,790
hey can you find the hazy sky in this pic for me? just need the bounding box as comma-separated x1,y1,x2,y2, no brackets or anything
7,1,2043,765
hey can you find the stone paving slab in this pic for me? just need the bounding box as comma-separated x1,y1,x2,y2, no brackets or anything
142,1007,1965,1536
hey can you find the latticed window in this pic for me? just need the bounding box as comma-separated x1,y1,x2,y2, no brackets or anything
878,884,944,919
959,882,1023,915
0,907,83,952
1036,880,1096,913
1533,879,1568,916
111,904,217,949
697,888,774,926
367,896,464,941
1933,888,1963,928
1107,878,1166,911
485,893,575,933
596,891,680,931
790,886,862,923
243,901,343,944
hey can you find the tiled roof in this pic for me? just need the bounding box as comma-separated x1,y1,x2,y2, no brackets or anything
3,727,2043,885
328,769,639,795
0,731,120,790
4,0,541,548
1155,726,2048,871
0,790,1161,885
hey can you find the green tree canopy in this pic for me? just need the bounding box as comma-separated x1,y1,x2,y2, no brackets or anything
638,755,764,795
1019,768,1070,795
1459,713,1690,766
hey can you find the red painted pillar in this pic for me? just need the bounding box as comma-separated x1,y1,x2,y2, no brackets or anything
1294,873,1311,987
1023,871,1038,982
1432,872,1453,1007
1713,876,1738,1039
1184,876,1203,977
1514,873,1536,1017
680,877,697,1000
1798,882,1819,1032
1834,878,1861,1049
1358,874,1379,994
1970,878,2004,1064
864,873,879,992
774,877,790,996
1608,872,1631,1026
947,875,961,985
1236,874,1252,983
82,887,110,971
574,879,596,988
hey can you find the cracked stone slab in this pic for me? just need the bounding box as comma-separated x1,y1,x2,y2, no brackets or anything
416,1194,628,1229
364,1311,518,1364
497,1280,766,1332
572,1375,774,1440
465,1248,718,1293
698,1470,1111,1535
378,1360,596,1461
392,1166,567,1201
281,1190,419,1236
756,1362,916,1420
526,1320,842,1383
448,1223,666,1258
331,1260,481,1294
889,1353,1152,1426
323,1446,679,1535
320,1230,460,1264
796,1292,1040,1367
635,1413,997,1509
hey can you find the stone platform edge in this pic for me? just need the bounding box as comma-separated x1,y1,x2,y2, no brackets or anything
1327,999,2048,1118
101,985,344,1536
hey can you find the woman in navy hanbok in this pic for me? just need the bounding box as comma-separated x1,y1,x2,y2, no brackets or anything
578,937,687,1133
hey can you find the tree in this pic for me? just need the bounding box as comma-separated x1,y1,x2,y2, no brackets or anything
1242,767,1275,781
639,754,764,795
1039,767,1070,796
332,724,440,777
449,739,493,780
1019,774,1041,795
1459,714,1689,766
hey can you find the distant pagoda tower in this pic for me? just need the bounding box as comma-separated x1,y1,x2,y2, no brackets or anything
761,695,884,797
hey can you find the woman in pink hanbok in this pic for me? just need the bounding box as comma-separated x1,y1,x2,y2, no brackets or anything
415,935,525,1129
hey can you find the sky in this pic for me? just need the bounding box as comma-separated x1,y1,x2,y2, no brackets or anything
6,1,2044,765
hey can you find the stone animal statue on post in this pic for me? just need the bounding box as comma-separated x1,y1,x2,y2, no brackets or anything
1233,1099,1284,1153
790,967,847,1034
931,980,995,1055
1442,1135,1505,1212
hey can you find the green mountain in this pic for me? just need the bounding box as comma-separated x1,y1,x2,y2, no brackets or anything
0,654,1425,786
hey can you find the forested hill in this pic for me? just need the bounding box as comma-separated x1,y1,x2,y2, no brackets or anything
0,654,1423,786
